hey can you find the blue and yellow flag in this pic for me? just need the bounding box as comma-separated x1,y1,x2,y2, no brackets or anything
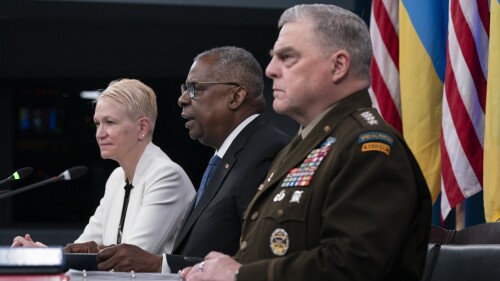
399,0,448,202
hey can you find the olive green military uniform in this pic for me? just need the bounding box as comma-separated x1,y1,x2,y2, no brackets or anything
234,90,432,281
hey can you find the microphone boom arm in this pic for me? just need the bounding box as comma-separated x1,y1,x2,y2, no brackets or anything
0,166,87,200
0,177,58,200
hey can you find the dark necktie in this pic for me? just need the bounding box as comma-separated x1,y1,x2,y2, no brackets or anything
117,181,134,244
195,155,221,206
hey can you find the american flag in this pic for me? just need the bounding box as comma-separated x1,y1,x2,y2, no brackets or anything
440,0,489,219
369,0,402,133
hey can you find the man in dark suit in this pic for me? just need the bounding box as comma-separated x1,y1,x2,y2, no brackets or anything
94,46,290,273
180,4,432,281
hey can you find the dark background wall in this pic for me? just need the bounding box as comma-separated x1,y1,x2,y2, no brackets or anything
0,0,370,245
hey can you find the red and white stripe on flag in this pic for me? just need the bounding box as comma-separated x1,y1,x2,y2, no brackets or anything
440,0,490,219
369,0,402,133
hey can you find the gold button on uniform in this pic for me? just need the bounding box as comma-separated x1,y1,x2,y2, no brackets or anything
240,241,248,251
251,211,259,220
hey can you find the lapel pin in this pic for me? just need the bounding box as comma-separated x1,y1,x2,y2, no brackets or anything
267,172,274,182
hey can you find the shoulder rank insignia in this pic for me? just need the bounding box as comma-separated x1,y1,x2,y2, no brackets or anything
359,111,379,125
270,228,289,256
281,137,336,187
358,131,394,155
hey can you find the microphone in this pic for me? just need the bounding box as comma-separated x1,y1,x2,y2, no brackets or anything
0,167,34,186
0,166,88,200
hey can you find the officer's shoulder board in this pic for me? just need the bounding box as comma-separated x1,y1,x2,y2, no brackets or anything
353,108,394,156
353,108,383,127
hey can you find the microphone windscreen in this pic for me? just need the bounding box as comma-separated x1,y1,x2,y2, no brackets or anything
59,166,88,181
14,167,34,180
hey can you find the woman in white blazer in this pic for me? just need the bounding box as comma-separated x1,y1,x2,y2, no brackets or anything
12,79,195,255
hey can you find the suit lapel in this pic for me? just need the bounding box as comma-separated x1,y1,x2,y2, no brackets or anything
173,197,196,248
172,116,267,252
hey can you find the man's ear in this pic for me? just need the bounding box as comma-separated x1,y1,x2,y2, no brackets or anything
330,50,350,83
228,86,247,110
137,117,151,140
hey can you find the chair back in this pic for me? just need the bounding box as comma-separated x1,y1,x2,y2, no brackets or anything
422,223,500,281
429,222,500,244
429,244,500,281
428,225,454,244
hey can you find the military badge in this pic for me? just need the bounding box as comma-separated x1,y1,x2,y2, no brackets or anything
357,131,394,146
358,131,394,155
273,189,286,202
359,111,379,125
281,137,336,187
289,190,303,203
270,228,289,256
361,142,390,155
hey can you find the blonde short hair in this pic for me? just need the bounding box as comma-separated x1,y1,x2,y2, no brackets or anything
97,78,157,132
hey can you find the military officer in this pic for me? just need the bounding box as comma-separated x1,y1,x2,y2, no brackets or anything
181,4,432,281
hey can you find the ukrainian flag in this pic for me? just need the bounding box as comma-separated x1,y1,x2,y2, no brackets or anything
484,0,500,222
399,0,448,202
